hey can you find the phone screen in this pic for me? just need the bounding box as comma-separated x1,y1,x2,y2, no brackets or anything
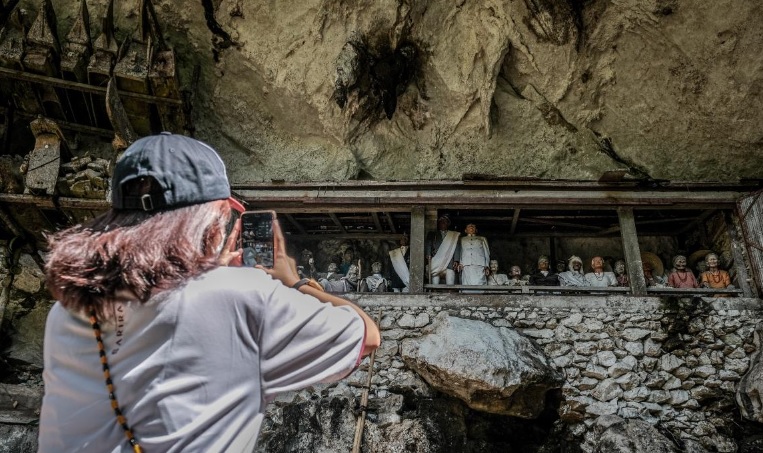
240,211,275,268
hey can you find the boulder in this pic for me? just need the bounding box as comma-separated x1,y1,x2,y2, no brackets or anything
400,312,563,418
0,384,42,453
256,385,356,453
0,425,38,453
4,302,50,370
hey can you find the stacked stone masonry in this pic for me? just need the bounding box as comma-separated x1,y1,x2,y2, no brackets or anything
347,296,762,453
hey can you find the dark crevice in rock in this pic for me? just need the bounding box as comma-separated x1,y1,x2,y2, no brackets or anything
654,0,677,16
571,0,609,51
497,73,527,100
659,296,713,352
567,0,586,51
334,34,420,121
523,0,580,47
200,0,239,62
538,102,578,133
392,390,571,452
354,168,374,181
594,133,654,182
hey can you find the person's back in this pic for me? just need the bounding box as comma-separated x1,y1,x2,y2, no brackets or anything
39,133,379,452
41,267,365,452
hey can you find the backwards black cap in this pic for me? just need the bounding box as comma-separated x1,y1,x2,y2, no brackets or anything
111,132,231,211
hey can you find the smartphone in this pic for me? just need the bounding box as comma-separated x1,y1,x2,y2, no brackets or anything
239,210,276,268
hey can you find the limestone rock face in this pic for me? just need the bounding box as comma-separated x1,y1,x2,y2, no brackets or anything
42,0,762,182
0,384,42,453
736,322,763,423
4,301,49,370
256,384,357,453
400,312,564,418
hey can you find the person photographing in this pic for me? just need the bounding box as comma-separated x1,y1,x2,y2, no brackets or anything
39,133,380,452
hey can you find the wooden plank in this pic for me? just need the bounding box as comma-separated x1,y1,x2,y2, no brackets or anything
286,233,403,240
0,66,183,105
233,179,761,192
384,212,397,233
234,188,744,209
328,213,347,233
14,110,113,137
371,212,383,232
645,287,743,296
738,190,763,296
725,211,756,297
599,216,698,236
521,217,603,231
510,208,520,235
283,214,307,235
409,206,425,293
288,231,623,240
618,207,647,296
677,210,716,235
0,194,57,208
424,284,630,293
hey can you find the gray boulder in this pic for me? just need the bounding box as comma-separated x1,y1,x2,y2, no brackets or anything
400,312,563,418
4,303,49,370
0,425,38,453
0,384,42,453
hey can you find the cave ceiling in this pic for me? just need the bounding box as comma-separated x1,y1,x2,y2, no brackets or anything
10,0,763,184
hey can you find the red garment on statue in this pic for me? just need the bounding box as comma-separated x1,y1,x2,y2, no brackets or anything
668,270,699,288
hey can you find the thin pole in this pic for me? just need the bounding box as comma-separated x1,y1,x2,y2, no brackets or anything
351,308,383,453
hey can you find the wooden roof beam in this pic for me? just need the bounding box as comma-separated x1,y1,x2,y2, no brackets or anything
329,213,346,233
371,212,383,232
510,208,520,235
283,213,307,235
385,212,397,234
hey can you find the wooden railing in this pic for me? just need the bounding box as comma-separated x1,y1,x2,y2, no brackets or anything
422,284,743,297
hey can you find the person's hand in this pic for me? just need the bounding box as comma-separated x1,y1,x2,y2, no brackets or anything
257,219,300,287
484,267,490,275
457,263,464,272
218,219,243,266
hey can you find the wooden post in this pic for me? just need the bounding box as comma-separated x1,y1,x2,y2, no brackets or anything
409,206,426,293
725,211,756,297
618,207,647,296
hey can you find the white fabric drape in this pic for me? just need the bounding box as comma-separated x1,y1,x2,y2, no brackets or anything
389,248,410,288
430,231,460,276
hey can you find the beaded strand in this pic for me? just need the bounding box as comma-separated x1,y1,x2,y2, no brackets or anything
88,307,143,453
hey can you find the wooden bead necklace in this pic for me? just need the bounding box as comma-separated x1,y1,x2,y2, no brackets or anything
89,307,143,453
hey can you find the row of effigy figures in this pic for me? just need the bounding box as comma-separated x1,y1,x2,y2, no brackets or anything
504,252,734,289
295,212,735,293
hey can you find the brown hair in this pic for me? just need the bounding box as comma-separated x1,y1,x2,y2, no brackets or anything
45,199,231,317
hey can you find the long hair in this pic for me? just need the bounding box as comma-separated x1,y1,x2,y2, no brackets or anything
45,199,231,317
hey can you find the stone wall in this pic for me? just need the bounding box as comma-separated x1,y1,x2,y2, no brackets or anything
341,294,762,452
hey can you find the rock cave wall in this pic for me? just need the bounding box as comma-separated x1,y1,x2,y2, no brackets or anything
15,0,762,183
3,0,763,452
